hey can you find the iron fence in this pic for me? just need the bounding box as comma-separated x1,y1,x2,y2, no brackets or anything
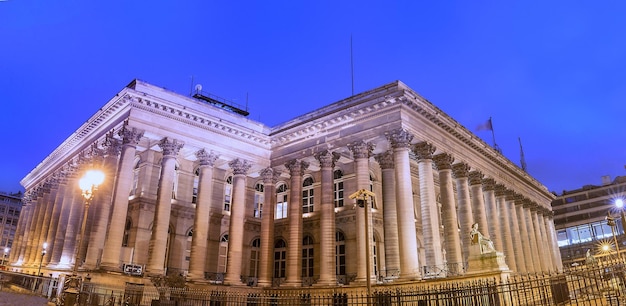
3,259,626,305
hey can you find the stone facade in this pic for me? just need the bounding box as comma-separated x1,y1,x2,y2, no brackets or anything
14,79,561,286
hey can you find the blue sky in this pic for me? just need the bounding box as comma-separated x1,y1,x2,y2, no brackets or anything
2,1,626,195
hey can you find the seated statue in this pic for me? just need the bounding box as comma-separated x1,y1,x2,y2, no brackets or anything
470,223,496,254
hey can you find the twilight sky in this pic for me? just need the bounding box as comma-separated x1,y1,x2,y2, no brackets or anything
2,1,626,195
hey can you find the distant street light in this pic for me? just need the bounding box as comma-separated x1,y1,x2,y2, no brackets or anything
349,188,376,300
37,242,47,276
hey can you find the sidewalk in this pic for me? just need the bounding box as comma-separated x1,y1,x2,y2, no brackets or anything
0,288,51,306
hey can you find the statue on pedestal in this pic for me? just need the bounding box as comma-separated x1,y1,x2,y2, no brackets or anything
470,223,496,254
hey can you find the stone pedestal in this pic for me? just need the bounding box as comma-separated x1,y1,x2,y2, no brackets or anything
467,245,510,274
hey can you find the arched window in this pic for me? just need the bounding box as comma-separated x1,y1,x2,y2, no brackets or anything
273,239,287,278
302,177,314,213
275,183,288,219
224,176,233,211
254,182,264,218
192,168,199,204
302,235,314,277
335,232,346,276
249,238,261,278
333,170,344,208
218,234,229,273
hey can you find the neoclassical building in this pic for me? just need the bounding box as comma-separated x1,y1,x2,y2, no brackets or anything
13,79,561,286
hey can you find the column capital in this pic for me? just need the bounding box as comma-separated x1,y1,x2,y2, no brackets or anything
505,190,516,201
413,142,436,160
285,159,309,176
315,150,340,168
159,137,184,157
494,184,507,197
482,178,495,191
260,168,280,184
386,128,414,149
118,125,144,146
348,140,375,159
374,151,394,169
196,149,219,167
452,163,470,179
514,194,525,206
103,135,122,157
468,171,483,185
433,153,454,170
229,158,252,175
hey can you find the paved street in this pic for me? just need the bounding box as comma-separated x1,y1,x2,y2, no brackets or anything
0,289,50,306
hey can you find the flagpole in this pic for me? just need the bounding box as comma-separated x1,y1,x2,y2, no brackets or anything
519,137,527,171
490,117,502,153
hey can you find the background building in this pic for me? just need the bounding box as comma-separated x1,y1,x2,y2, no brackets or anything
0,191,22,266
552,175,626,266
13,79,561,286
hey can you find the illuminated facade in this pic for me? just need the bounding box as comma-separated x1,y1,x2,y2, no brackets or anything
14,79,560,286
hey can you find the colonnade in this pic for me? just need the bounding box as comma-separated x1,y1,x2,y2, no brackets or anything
11,125,561,286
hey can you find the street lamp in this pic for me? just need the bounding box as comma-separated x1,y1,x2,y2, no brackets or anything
37,242,47,276
349,188,376,299
614,198,626,236
606,212,622,260
64,169,104,305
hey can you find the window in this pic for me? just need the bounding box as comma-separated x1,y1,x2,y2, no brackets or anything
335,232,346,276
130,159,140,196
171,164,179,199
275,184,288,219
333,170,344,208
122,219,132,247
254,183,264,218
224,176,233,211
218,234,229,273
186,229,193,262
302,177,314,213
274,239,287,278
192,168,199,204
369,174,376,208
249,238,260,278
302,236,314,278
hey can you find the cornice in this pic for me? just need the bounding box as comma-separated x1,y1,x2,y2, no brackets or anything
128,93,271,148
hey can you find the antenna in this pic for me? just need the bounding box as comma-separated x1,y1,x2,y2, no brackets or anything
350,34,354,96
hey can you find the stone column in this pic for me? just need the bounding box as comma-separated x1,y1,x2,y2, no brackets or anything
544,211,563,271
523,201,541,272
495,185,516,271
147,137,184,275
84,144,117,269
515,196,534,272
452,163,473,262
101,126,143,271
482,178,501,252
49,167,78,267
42,173,67,266
258,168,279,287
60,166,88,269
375,151,400,277
33,182,55,270
414,142,444,271
11,196,32,264
16,192,35,265
469,171,489,240
188,149,219,281
533,207,551,272
349,140,375,284
224,159,252,285
26,188,47,265
506,192,525,272
433,153,463,271
284,159,307,287
315,150,340,286
385,129,420,280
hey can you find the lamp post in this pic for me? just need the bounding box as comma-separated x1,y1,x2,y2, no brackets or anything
349,189,376,300
3,247,8,266
64,169,104,306
37,242,47,276
606,212,622,260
